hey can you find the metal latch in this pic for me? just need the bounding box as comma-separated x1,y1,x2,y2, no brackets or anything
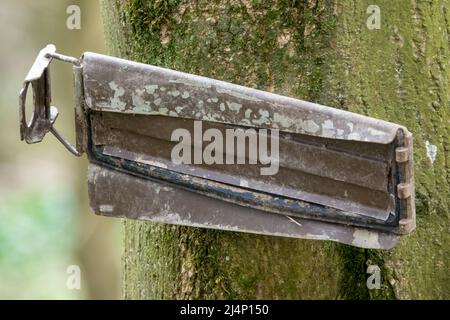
19,45,416,249
19,44,82,156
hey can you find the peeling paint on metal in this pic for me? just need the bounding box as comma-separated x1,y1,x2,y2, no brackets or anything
154,98,162,106
144,84,158,94
273,112,296,128
104,81,126,110
226,101,242,113
132,89,152,112
352,229,381,249
303,119,320,134
253,109,270,125
181,91,190,99
322,119,334,137
168,89,180,97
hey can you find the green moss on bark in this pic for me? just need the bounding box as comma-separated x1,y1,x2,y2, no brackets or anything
101,0,450,299
327,0,450,299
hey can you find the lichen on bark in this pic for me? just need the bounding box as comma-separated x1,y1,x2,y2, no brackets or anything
101,0,449,299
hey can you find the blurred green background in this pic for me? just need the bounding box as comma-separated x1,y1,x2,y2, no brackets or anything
0,0,121,299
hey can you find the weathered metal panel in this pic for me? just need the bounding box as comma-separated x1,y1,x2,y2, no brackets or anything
82,52,404,144
79,52,416,246
19,45,417,249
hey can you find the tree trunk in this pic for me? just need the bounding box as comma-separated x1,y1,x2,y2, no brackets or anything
100,0,450,299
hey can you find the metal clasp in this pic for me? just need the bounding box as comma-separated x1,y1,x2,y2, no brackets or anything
19,44,81,156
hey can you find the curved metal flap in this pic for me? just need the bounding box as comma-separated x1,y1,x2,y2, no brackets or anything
82,52,407,144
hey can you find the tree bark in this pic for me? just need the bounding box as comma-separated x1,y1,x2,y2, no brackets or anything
101,0,450,299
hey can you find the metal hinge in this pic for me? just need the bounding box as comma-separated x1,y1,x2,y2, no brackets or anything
395,132,416,234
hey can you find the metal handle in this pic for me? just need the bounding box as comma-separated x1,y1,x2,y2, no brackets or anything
19,44,81,156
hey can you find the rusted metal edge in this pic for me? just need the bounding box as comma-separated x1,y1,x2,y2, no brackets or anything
81,52,405,145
